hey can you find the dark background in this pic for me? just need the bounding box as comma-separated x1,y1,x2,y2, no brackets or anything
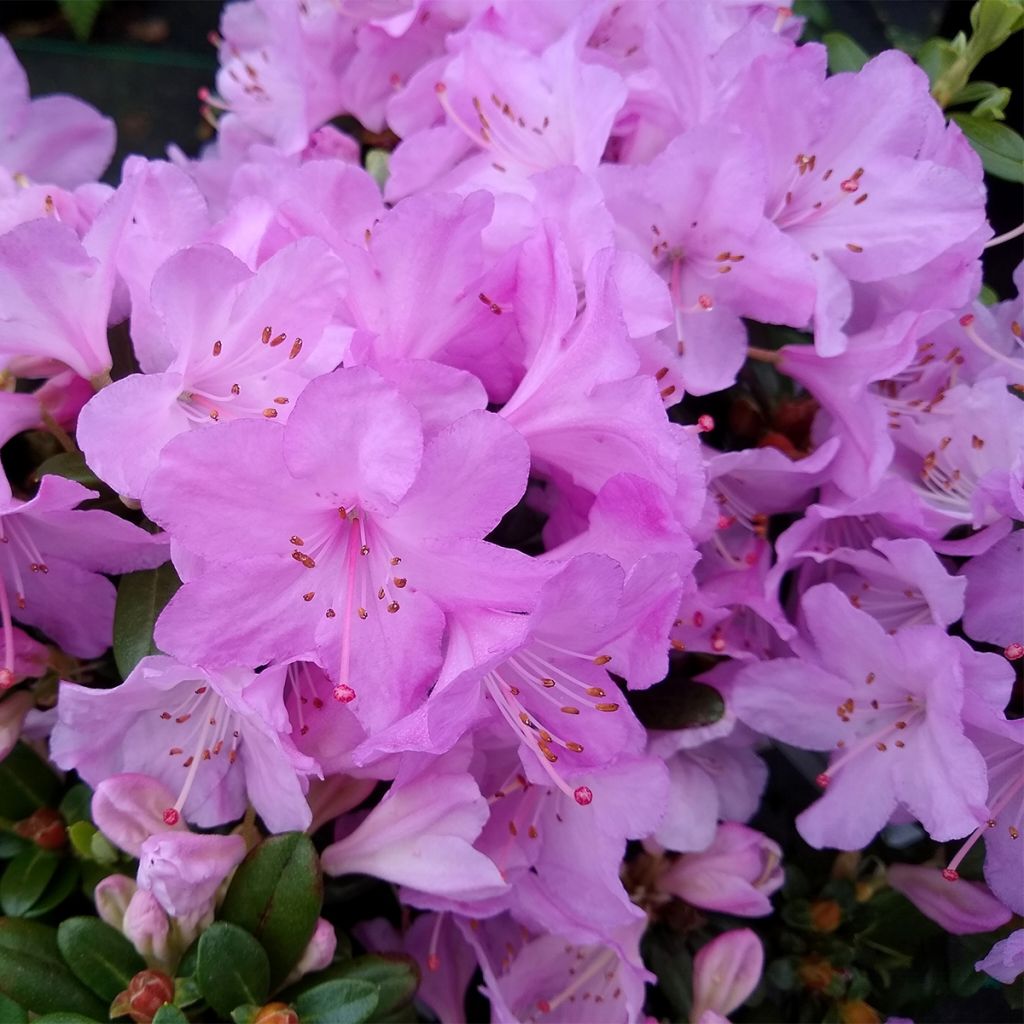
1,0,1020,296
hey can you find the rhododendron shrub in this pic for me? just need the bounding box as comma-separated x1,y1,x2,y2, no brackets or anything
0,2,1021,1022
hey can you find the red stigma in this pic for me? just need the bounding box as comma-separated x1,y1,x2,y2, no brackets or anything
434,82,447,94
959,314,975,328
573,785,593,806
1004,642,1023,661
941,868,959,882
427,953,441,972
697,414,715,433
816,772,830,789
332,683,357,703
697,294,713,311
537,1000,551,1014
162,808,180,826
0,668,14,691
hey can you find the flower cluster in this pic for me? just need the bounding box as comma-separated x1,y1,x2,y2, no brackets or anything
0,2,1020,1021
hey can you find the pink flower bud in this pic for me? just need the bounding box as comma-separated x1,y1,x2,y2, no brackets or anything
0,690,34,760
92,774,185,857
122,889,172,966
284,918,337,986
137,831,246,918
888,863,1011,935
691,929,764,1023
660,823,783,916
94,874,137,930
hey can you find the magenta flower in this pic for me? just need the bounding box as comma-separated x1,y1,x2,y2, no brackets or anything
78,237,345,497
0,474,166,666
51,655,317,832
138,831,247,918
887,863,1010,935
732,584,996,849
659,822,783,917
144,366,530,730
0,36,115,188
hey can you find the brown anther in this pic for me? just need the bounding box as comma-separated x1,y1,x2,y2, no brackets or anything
263,408,278,418
541,678,555,688
169,747,182,756
508,821,518,836
528,825,539,839
175,714,191,724
595,703,620,712
338,506,348,519
290,535,304,546
1010,826,1019,839
288,338,303,359
262,326,272,344
377,587,386,600
846,243,864,253
358,608,367,619
303,592,315,602
592,654,612,665
393,577,407,588
387,601,400,613
273,396,289,405
972,435,985,449
660,385,677,398
194,686,207,695
560,706,580,715
895,720,907,729
715,251,731,262
876,742,887,752
182,756,194,768
390,556,402,565
866,672,875,684
361,545,370,556
854,193,869,204
566,741,584,753
269,332,286,347
230,383,240,395
160,712,171,720
209,409,220,421
325,609,336,618
292,551,316,569
655,366,669,380
212,340,223,356
519,712,531,726
586,687,605,697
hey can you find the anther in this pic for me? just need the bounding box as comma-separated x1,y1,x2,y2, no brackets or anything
595,703,619,712
586,687,605,697
560,706,580,715
261,326,272,344
846,243,864,253
289,338,303,359
290,535,304,546
263,408,278,418
292,551,316,568
393,578,407,588
387,601,400,613
212,340,222,356
269,333,286,347
592,655,611,665
274,396,289,405
303,592,315,602
231,383,240,395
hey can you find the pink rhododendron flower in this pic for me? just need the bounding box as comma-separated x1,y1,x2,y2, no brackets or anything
887,863,1011,935
691,928,765,1024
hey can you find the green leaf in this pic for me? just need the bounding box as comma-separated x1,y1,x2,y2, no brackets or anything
0,846,60,916
968,0,1024,61
196,922,271,1020
57,917,146,1002
979,283,1000,305
32,1014,101,1024
35,452,105,489
0,833,28,859
917,37,962,92
173,974,202,1010
59,785,93,827
0,920,107,1019
112,564,181,677
219,832,322,986
58,0,105,41
0,742,62,819
285,956,419,1021
627,680,725,730
951,113,1024,182
0,992,28,1024
295,979,379,1024
230,1005,261,1024
823,32,869,73
152,1005,190,1024
24,859,80,918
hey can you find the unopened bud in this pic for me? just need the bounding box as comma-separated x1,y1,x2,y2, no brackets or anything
14,807,66,849
839,1000,881,1024
254,1003,300,1024
111,969,175,1023
810,899,841,933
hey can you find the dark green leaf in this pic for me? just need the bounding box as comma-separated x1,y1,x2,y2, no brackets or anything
295,979,378,1024
0,833,28,859
58,785,93,827
0,920,107,1019
219,832,322,986
196,922,271,1019
113,564,181,677
284,956,418,1020
173,974,202,1009
1,846,61,916
951,113,1024,182
153,1005,190,1024
57,917,146,1002
0,743,62,819
823,32,869,73
230,1005,260,1024
627,680,725,730
31,1014,101,1024
35,452,104,489
0,992,28,1023
58,0,105,41
24,859,80,918
643,926,692,1021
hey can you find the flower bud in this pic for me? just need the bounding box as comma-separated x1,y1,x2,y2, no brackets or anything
888,863,1011,935
691,929,764,1023
94,873,137,930
110,969,175,1024
92,774,184,857
283,918,337,986
661,823,783,916
13,807,66,849
838,1001,881,1024
254,1003,300,1024
138,831,246,918
809,899,841,933
122,889,172,967
0,690,34,760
